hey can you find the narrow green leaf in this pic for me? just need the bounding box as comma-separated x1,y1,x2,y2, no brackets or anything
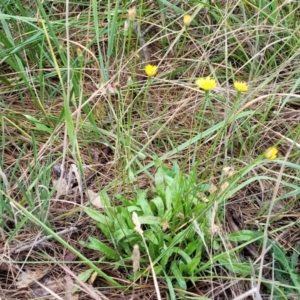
160,246,175,268
165,186,172,212
171,261,187,290
156,0,185,15
138,215,162,225
144,229,159,245
114,228,135,243
154,167,165,196
163,271,176,300
176,248,192,264
97,222,111,239
136,190,152,215
77,269,94,282
185,256,201,275
150,196,165,218
86,237,119,260
85,207,112,226
228,230,261,242
218,257,251,276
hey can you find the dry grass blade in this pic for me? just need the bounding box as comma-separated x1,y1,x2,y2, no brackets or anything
11,227,78,254
12,263,64,300
60,265,109,300
232,287,262,300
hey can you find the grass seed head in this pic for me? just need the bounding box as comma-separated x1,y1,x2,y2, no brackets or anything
132,212,143,235
127,7,137,21
132,244,140,273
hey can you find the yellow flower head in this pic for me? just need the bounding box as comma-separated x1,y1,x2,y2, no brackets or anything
195,76,217,91
127,7,137,21
76,47,82,57
264,147,278,160
234,81,248,92
145,64,158,77
183,14,192,27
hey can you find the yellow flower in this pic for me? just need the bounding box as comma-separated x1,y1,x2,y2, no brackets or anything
234,81,248,92
145,64,157,77
264,147,278,160
183,14,192,27
195,76,217,91
76,47,82,57
127,7,136,21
